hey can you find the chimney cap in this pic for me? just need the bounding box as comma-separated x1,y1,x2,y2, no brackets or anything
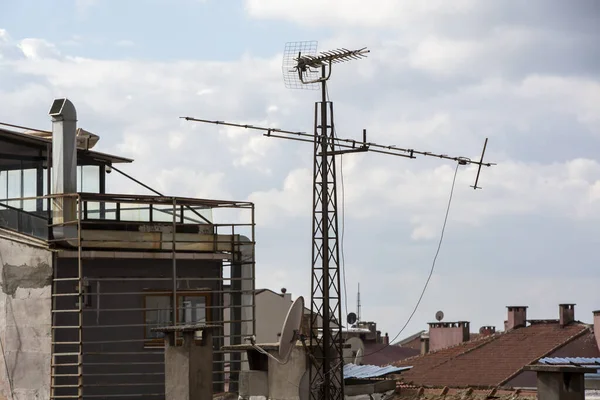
506,306,528,309
593,310,600,315
281,288,287,294
559,303,576,306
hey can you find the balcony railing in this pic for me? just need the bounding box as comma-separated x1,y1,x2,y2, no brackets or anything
0,192,254,241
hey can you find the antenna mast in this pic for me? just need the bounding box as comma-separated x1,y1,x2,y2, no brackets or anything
182,41,494,400
357,283,361,324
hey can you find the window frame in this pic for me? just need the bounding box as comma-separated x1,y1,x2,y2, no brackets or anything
143,290,211,347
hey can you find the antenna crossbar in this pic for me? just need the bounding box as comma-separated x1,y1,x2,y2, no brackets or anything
181,117,494,168
297,47,370,70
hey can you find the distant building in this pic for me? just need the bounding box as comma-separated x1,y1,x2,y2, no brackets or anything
394,304,600,390
396,330,426,351
343,321,419,366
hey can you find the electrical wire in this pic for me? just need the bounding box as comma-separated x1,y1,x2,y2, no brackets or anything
359,161,461,359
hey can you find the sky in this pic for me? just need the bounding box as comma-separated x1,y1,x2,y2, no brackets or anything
1,0,599,342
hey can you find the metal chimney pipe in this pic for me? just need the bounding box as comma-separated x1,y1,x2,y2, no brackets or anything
49,99,78,237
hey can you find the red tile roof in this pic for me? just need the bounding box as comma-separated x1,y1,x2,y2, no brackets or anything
394,322,591,388
363,342,420,366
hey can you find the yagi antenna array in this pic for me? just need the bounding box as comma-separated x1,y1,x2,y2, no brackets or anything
282,41,370,88
181,117,494,188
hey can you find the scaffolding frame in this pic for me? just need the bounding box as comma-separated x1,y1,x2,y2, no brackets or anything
0,192,255,399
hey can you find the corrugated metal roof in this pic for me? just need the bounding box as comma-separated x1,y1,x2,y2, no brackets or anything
539,357,600,365
343,363,412,380
538,358,600,380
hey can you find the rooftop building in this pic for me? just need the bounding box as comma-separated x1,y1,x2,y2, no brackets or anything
0,99,255,399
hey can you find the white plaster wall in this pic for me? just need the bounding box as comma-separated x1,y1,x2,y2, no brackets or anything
255,291,293,344
0,234,53,400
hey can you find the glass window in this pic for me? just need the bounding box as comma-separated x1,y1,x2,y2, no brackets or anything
7,170,21,208
145,295,171,341
22,169,37,212
0,171,7,202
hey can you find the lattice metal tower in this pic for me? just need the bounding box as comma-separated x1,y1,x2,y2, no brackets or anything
183,41,493,400
283,42,370,400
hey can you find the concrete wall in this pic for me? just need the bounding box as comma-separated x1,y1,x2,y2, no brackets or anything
267,347,307,400
0,232,53,400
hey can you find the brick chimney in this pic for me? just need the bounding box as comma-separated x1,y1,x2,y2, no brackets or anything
383,332,389,345
593,310,599,352
428,321,470,352
420,333,430,355
559,304,575,326
506,306,528,330
479,326,496,336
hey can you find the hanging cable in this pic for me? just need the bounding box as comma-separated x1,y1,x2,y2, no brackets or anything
359,161,461,359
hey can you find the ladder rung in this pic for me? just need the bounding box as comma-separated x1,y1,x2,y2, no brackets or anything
51,373,81,377
50,396,81,399
52,310,80,313
53,352,81,356
53,278,81,281
51,363,80,367
52,326,82,329
52,341,81,345
52,293,79,297
51,385,81,388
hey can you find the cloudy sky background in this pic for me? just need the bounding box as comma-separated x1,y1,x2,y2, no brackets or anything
1,0,599,341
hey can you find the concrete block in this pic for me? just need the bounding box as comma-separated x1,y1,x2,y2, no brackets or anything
268,347,307,400
239,370,268,397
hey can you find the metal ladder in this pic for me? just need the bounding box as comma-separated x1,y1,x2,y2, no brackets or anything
50,200,84,399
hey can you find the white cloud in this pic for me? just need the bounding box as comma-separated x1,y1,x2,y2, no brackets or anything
0,1,599,339
18,39,62,61
244,0,475,28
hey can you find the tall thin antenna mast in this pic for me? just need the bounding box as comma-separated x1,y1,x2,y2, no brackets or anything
357,283,361,324
182,41,494,400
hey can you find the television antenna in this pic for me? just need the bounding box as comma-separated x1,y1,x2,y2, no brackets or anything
246,296,304,364
183,40,494,400
357,283,361,324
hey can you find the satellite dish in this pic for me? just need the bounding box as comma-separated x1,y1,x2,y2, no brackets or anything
344,337,365,365
435,310,444,322
347,312,357,325
355,347,363,365
278,296,305,362
247,296,304,365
